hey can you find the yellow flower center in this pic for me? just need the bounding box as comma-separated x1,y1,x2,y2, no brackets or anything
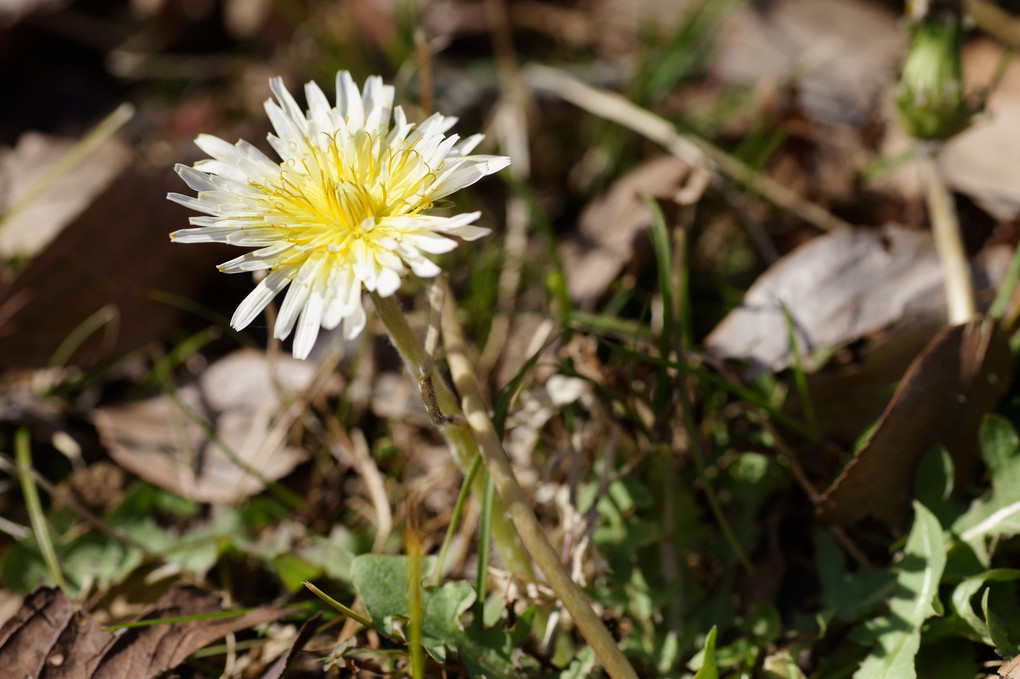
254,130,438,259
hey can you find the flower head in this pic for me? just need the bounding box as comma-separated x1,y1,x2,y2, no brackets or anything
169,71,509,359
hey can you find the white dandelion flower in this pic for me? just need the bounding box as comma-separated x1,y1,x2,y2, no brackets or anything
168,71,510,359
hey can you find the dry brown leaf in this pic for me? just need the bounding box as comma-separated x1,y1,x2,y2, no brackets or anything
0,587,74,676
254,614,321,679
817,317,1012,526
560,155,695,307
95,349,336,504
994,655,1020,678
0,132,131,259
715,0,904,125
0,585,284,679
704,224,1010,376
0,159,233,369
940,40,1020,221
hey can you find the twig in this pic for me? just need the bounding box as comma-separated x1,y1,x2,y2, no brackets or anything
522,64,853,234
439,280,639,679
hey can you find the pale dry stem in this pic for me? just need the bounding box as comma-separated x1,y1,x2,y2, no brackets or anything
439,280,639,679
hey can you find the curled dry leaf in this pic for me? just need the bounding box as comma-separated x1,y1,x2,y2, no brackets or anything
704,224,1010,377
0,585,283,679
95,349,339,504
560,156,698,308
817,317,1012,526
715,0,905,125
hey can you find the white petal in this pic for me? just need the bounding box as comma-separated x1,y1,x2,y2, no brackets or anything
218,241,293,273
390,211,484,240
175,164,217,191
304,80,335,136
231,265,298,330
404,252,441,277
350,239,377,290
170,224,235,243
194,134,239,162
270,77,307,130
167,193,223,217
265,99,311,159
404,231,458,254
191,159,250,185
322,262,360,329
226,228,288,246
374,267,402,297
342,298,367,340
387,106,413,143
362,77,393,131
274,255,326,339
451,134,484,157
432,156,511,198
337,71,365,129
437,222,491,241
292,287,325,360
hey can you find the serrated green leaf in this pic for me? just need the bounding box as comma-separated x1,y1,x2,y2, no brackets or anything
853,501,946,679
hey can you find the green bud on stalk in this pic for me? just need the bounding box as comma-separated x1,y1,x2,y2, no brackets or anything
896,16,975,140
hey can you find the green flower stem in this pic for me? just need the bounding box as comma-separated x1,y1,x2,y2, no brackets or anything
369,292,532,577
438,283,639,679
920,145,976,325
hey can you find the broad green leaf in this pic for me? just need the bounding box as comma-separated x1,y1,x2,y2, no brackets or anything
352,555,535,677
690,626,718,679
854,502,946,679
353,554,438,639
949,569,1020,645
953,416,1020,564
